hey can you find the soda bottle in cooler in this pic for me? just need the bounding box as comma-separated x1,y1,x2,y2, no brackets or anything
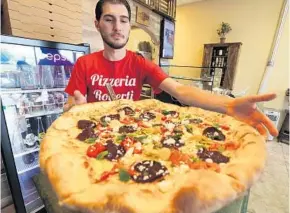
53,66,66,88
38,65,54,89
36,117,45,146
44,115,53,130
22,119,38,150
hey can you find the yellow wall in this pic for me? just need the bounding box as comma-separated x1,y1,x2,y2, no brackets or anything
173,0,288,111
126,28,159,63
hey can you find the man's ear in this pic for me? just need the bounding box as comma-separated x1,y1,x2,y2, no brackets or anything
95,20,100,31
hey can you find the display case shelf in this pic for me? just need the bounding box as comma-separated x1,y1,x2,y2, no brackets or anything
0,88,65,94
14,148,40,158
15,154,39,175
24,109,63,119
18,164,39,175
26,198,44,213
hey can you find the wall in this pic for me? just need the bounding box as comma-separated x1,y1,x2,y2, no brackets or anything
172,0,288,112
127,27,159,63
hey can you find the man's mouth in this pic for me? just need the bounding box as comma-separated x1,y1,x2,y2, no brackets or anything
111,34,123,39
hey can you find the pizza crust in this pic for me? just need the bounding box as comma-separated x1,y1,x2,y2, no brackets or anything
40,99,266,213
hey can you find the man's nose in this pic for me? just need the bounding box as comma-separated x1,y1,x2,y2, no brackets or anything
113,20,122,31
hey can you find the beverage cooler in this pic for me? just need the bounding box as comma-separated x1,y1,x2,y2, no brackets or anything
0,35,90,213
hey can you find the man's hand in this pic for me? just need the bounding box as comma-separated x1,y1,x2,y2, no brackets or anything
226,93,279,137
73,90,87,105
63,90,87,112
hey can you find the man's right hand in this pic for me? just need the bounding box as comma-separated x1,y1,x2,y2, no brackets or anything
63,90,87,112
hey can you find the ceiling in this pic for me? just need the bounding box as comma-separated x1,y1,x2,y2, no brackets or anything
177,0,206,6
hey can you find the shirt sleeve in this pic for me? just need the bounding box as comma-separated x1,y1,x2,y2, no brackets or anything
64,57,87,96
139,57,169,90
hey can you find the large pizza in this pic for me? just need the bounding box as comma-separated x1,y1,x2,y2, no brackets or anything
39,99,266,213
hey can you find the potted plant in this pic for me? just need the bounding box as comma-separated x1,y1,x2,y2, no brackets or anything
217,22,232,43
137,41,153,60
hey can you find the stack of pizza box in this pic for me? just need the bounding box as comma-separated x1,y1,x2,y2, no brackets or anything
3,0,83,44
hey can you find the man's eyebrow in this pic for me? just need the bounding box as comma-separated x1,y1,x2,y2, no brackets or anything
103,14,129,19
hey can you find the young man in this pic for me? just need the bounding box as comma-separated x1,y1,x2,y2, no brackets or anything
64,0,278,137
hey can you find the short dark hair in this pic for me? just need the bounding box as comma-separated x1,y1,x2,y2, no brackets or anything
95,0,131,21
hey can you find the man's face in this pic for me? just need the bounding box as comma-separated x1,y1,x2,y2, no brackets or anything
95,3,131,49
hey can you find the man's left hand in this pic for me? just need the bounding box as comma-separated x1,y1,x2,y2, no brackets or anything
226,93,279,137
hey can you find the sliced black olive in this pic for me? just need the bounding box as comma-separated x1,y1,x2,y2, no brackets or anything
118,106,135,116
131,160,169,183
77,120,96,129
139,112,156,121
105,140,125,161
202,127,225,141
77,128,97,141
161,135,184,148
197,148,229,164
100,114,120,123
118,125,137,134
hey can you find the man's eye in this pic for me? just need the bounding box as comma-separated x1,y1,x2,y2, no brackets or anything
105,19,113,22
121,20,128,23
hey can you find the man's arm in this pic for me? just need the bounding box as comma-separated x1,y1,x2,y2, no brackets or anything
63,91,87,112
159,78,231,114
159,78,278,137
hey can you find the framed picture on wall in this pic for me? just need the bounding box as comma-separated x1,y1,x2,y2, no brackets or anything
136,6,150,26
160,18,175,59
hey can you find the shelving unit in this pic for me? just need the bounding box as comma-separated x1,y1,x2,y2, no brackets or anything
201,42,242,90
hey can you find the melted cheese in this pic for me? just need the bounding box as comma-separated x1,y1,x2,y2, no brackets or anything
164,122,175,131
89,160,114,180
158,180,173,193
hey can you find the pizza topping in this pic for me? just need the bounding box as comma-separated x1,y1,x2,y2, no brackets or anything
189,118,203,124
96,150,109,160
105,140,125,161
100,114,120,123
77,120,97,129
197,148,229,164
173,125,184,133
77,128,98,141
98,164,119,182
164,122,175,131
120,117,135,124
162,110,179,118
84,138,98,144
161,135,184,148
119,169,131,182
131,160,169,183
118,107,135,116
118,124,138,134
185,125,193,133
87,143,106,158
169,150,191,166
203,127,226,141
139,112,156,121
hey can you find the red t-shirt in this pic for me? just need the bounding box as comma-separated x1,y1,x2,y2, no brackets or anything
65,50,168,102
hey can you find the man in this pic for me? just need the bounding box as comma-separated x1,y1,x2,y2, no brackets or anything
64,0,278,137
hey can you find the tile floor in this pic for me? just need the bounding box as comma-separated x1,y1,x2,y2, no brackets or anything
247,141,289,213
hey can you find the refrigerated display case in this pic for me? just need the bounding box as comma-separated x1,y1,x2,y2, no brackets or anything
1,35,90,213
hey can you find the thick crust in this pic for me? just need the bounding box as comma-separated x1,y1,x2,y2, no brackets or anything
40,99,266,213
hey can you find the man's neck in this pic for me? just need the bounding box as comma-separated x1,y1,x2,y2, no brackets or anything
103,45,126,61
